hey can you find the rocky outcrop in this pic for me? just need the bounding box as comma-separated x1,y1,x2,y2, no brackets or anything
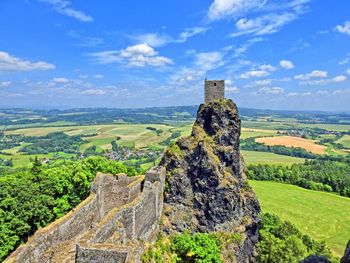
160,99,261,262
299,255,331,263
341,241,350,263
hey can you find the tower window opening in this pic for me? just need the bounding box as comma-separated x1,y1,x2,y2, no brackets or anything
214,83,216,86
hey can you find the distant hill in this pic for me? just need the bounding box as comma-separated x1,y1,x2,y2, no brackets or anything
0,105,349,128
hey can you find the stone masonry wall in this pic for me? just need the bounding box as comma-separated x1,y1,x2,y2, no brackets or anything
76,166,165,263
5,167,165,263
204,79,225,103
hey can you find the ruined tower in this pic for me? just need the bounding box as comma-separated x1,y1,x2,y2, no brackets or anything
204,79,225,103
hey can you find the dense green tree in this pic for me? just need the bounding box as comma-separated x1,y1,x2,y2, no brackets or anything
0,156,137,261
247,160,350,197
257,214,335,263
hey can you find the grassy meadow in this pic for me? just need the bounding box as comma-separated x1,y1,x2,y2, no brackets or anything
241,150,305,165
250,180,350,257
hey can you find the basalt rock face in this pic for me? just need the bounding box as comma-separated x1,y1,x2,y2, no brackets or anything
341,241,350,263
160,99,261,262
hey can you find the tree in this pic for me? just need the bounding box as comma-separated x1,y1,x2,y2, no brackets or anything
31,156,42,175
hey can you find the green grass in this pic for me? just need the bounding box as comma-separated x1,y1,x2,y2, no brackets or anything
240,128,277,139
0,152,74,168
241,150,305,165
250,180,350,257
336,135,350,148
242,120,350,132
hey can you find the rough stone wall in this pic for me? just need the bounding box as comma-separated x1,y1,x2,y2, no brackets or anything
5,167,165,263
76,167,165,263
204,79,225,103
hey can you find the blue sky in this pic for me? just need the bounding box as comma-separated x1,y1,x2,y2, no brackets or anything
0,0,350,110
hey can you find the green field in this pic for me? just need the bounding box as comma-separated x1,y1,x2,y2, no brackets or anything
5,123,194,153
336,135,350,148
250,180,350,257
241,150,305,165
242,120,350,132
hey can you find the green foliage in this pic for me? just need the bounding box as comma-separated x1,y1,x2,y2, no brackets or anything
166,142,184,158
142,232,223,263
247,160,350,197
83,145,100,156
257,213,335,263
171,232,222,263
160,131,182,146
0,156,136,261
19,132,83,154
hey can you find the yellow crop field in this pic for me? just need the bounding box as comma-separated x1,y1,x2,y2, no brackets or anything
256,135,327,154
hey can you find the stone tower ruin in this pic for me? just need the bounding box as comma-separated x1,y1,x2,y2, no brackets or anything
204,79,225,103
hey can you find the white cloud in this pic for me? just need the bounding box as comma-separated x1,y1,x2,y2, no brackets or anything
38,0,93,22
93,74,103,79
208,0,266,21
294,70,328,80
332,75,347,82
178,27,210,43
0,51,55,72
81,89,107,95
239,70,270,79
299,75,347,85
256,86,284,94
0,81,11,88
131,27,209,47
280,60,294,69
335,21,350,35
232,12,298,36
89,43,173,68
339,56,350,65
257,64,276,71
226,86,240,93
132,33,172,48
347,69,350,75
246,79,272,87
194,52,224,71
52,77,69,83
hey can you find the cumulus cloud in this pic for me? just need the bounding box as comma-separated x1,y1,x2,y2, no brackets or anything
299,75,347,85
294,70,328,80
257,64,276,72
208,0,267,21
0,51,55,72
335,21,350,35
240,70,270,79
333,75,347,82
347,69,350,75
256,86,284,94
239,64,276,79
38,0,93,22
0,81,11,88
280,60,294,69
132,33,172,48
89,43,173,67
246,79,272,87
